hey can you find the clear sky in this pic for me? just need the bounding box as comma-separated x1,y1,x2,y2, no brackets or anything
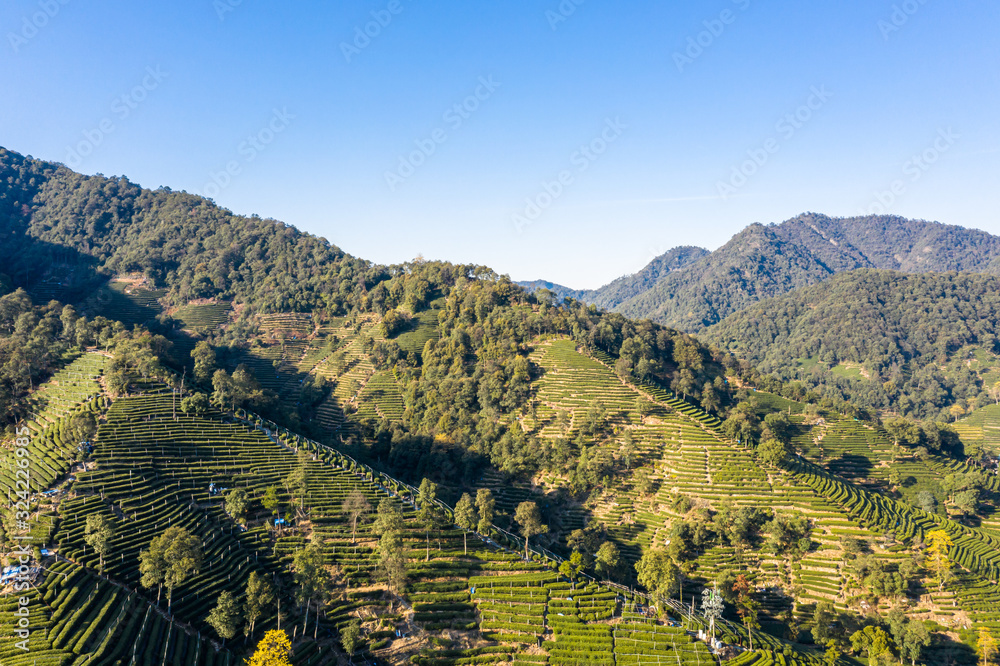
2,1,998,289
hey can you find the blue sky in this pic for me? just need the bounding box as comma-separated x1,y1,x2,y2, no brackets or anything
2,1,998,288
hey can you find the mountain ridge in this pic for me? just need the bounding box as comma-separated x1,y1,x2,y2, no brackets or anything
529,212,1000,331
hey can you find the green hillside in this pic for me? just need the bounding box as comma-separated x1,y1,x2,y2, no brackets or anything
703,270,1000,422
3,360,839,666
2,148,1000,664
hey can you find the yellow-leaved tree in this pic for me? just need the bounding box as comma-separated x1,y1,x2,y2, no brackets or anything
247,630,292,666
979,626,998,666
926,529,954,593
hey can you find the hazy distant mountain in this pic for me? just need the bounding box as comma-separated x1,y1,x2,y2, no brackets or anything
588,246,710,311
515,280,590,302
518,246,709,308
608,213,1000,331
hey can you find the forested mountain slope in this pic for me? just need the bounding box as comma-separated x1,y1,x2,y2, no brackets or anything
0,147,373,314
703,270,1000,422
3,146,1000,664
544,213,1000,331
0,146,731,490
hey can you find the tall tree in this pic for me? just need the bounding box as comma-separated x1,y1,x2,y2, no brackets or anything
884,417,921,460
373,499,407,604
635,548,679,610
84,514,115,574
475,488,495,534
722,403,760,446
139,538,167,606
620,430,636,470
595,541,621,581
926,529,954,592
824,640,841,666
850,625,895,665
192,340,217,383
244,571,276,639
900,621,931,666
262,486,281,531
757,438,790,468
733,574,760,651
514,501,548,560
180,392,209,415
558,551,585,580
989,381,1000,406
454,493,478,555
206,590,241,646
417,478,440,561
284,452,309,510
68,411,97,444
342,489,371,545
139,526,202,613
212,369,235,411
811,600,836,645
292,545,329,637
374,498,405,537
341,619,362,656
762,411,792,444
980,626,998,666
225,488,249,524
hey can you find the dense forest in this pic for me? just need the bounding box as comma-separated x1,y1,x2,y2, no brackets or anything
0,148,373,315
704,270,1000,421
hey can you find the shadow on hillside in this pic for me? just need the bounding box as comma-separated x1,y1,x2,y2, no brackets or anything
1,233,205,368
1,235,107,306
827,453,873,480
929,634,978,665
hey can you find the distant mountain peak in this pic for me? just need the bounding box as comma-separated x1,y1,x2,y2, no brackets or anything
610,213,1000,331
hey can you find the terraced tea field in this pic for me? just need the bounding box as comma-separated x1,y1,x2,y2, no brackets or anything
394,298,445,356
173,302,232,330
1,353,106,497
522,339,1000,646
2,354,839,665
955,403,1000,456
7,339,1000,664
